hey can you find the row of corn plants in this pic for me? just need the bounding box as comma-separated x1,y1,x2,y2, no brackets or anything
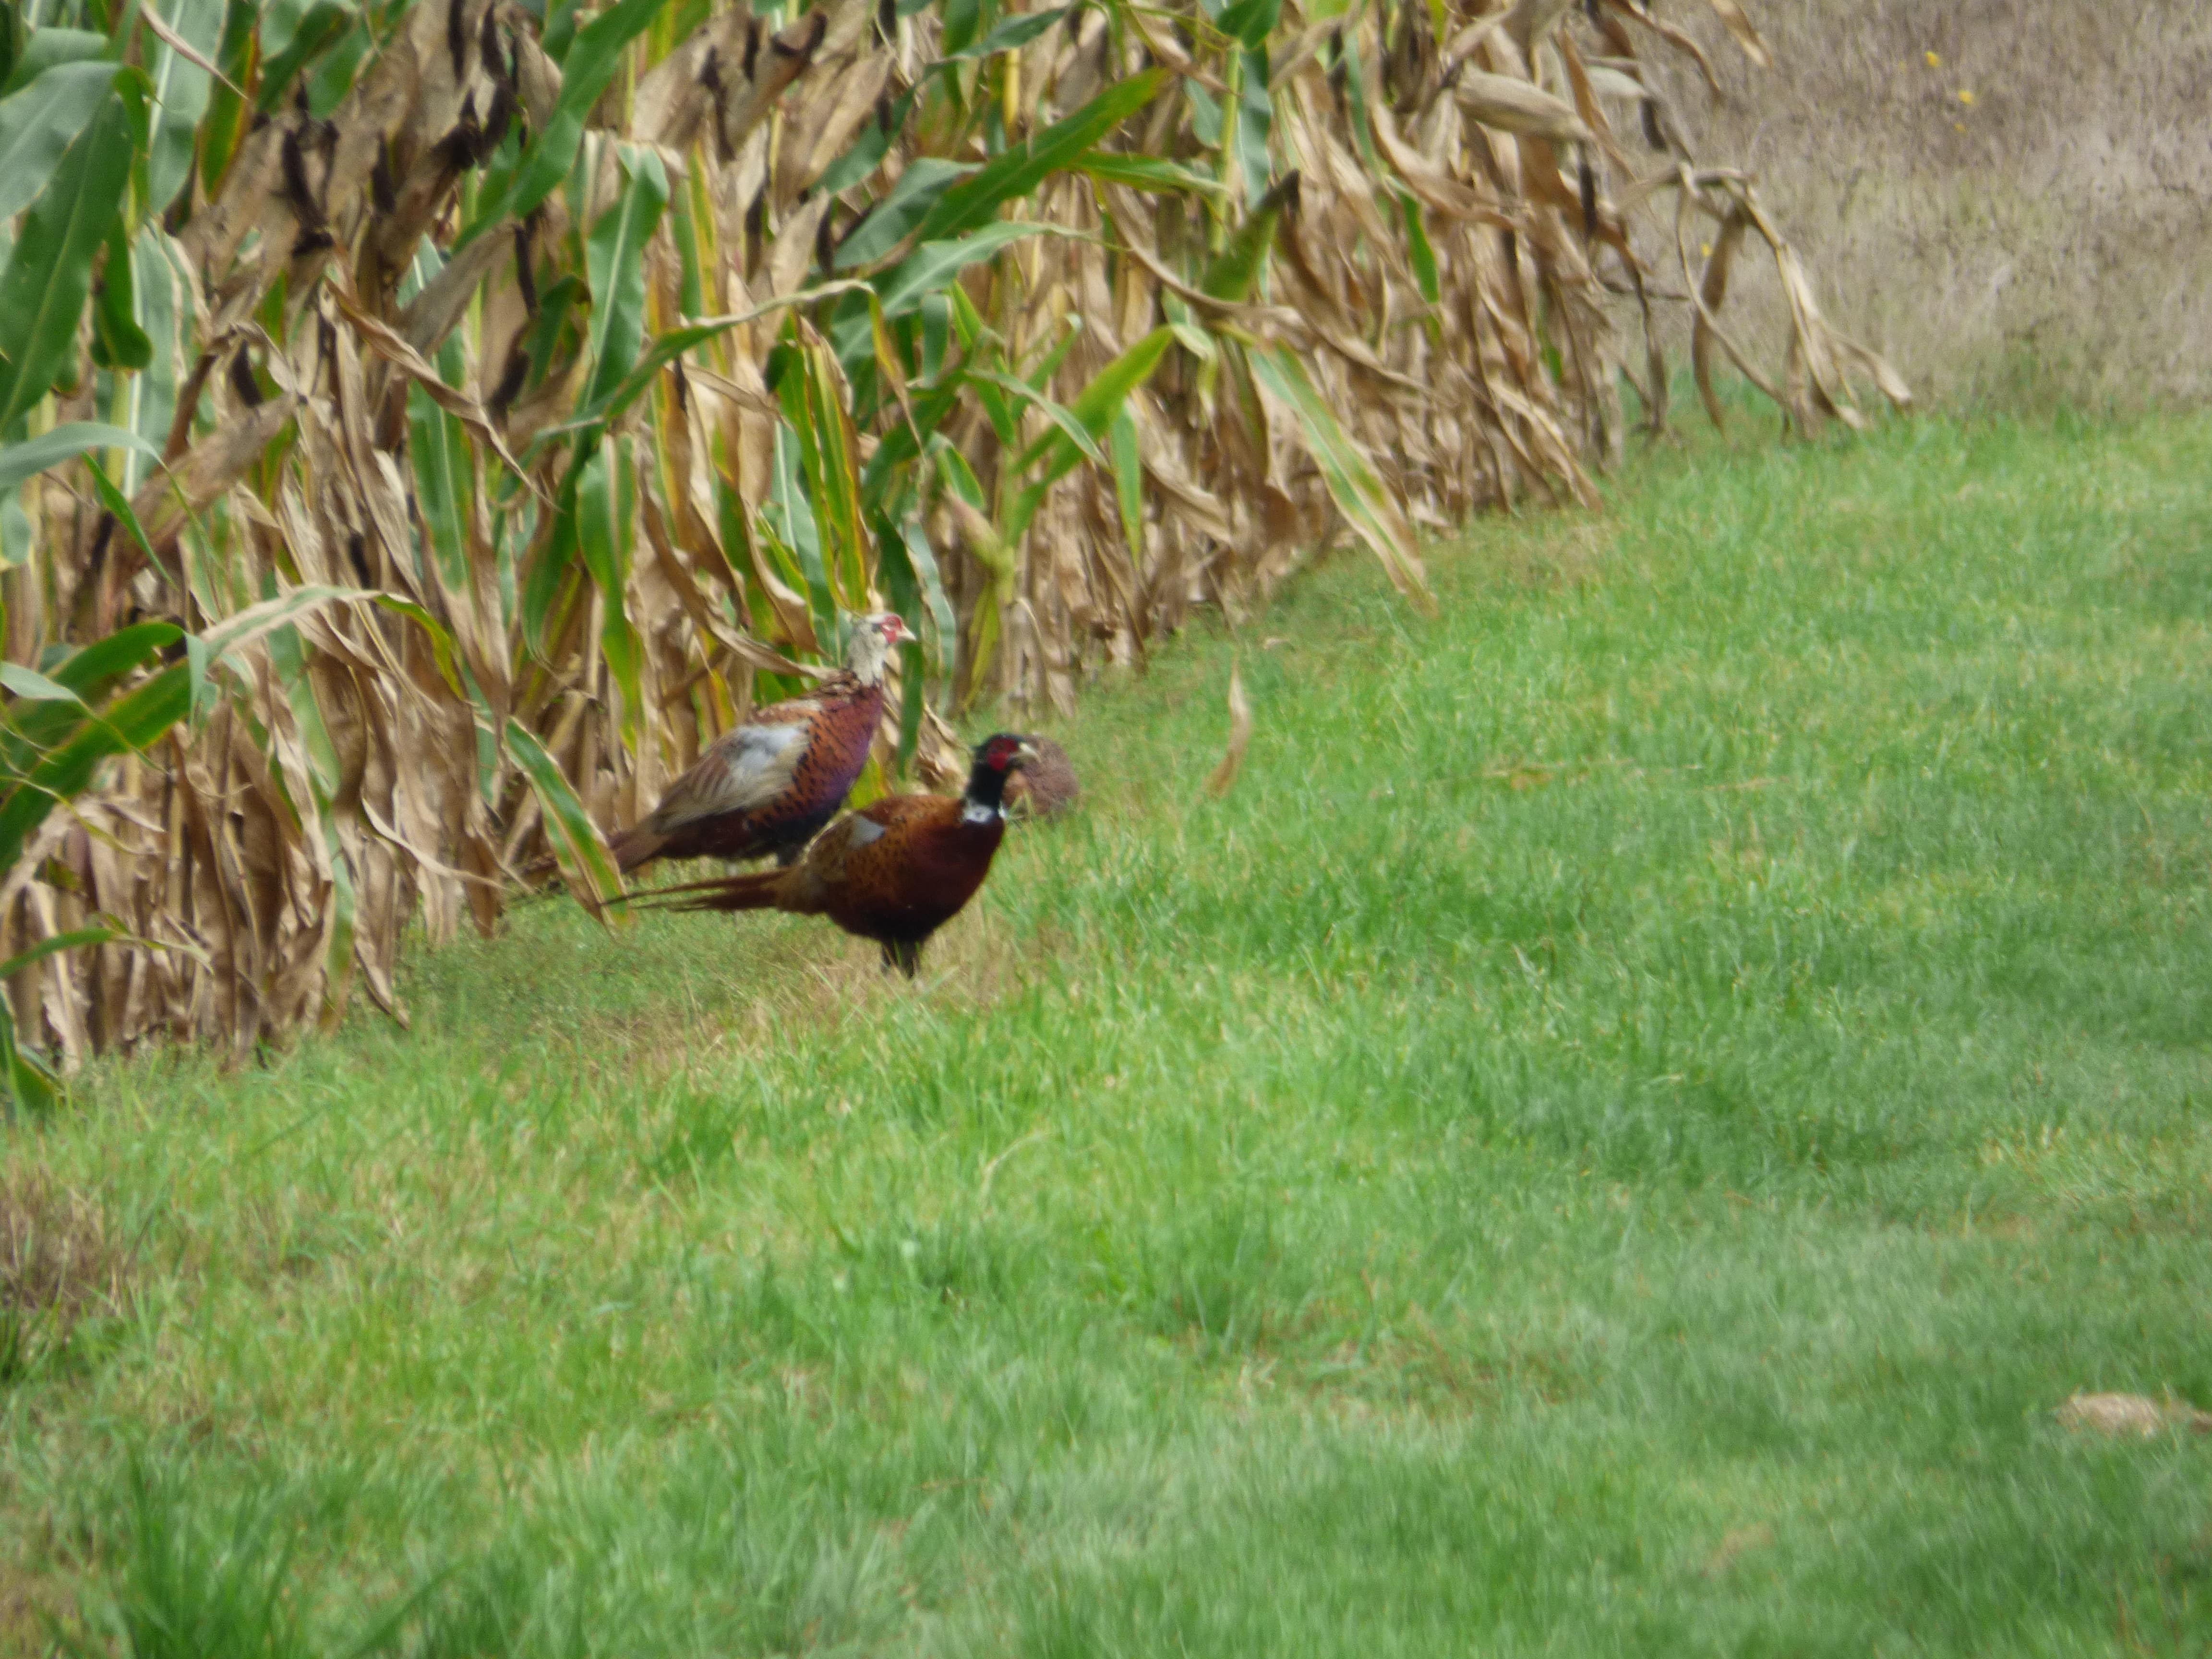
0,0,1904,1084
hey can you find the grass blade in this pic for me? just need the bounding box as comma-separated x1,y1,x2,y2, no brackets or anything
0,85,139,430
0,60,120,223
0,424,158,494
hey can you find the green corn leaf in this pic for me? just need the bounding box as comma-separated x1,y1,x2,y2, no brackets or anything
946,283,987,349
1162,293,1216,363
0,621,175,805
1022,320,1085,390
0,1018,59,1113
874,518,931,772
0,423,158,494
314,805,358,1022
670,172,708,316
195,585,382,657
941,6,1071,62
901,515,957,673
874,221,1072,317
911,68,1167,244
0,60,120,223
919,292,950,382
1215,0,1281,49
368,596,466,701
765,417,836,634
0,924,129,982
0,664,88,706
1398,189,1441,306
255,0,357,112
463,0,666,240
181,587,464,721
780,333,872,613
978,371,1110,472
265,619,341,803
39,623,180,701
0,663,187,877
1003,326,1174,544
143,0,225,212
1110,405,1145,559
835,157,976,271
1200,169,1298,302
582,146,670,411
814,84,923,199
1245,342,1432,608
574,445,644,751
0,31,107,100
1184,80,1223,147
969,373,1021,449
83,458,162,596
933,441,989,514
0,84,142,431
1337,25,1381,171
303,13,375,117
194,1,255,195
91,216,153,372
1234,45,1274,207
1071,150,1229,197
115,229,193,493
504,719,625,918
939,0,984,56
576,275,883,434
862,373,967,495
520,459,584,656
407,384,471,591
962,587,1001,707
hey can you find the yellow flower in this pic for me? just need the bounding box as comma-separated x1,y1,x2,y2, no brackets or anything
1957,89,1976,105
1924,50,1941,67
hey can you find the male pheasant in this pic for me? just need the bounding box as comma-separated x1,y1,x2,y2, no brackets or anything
628,734,1036,975
608,612,911,872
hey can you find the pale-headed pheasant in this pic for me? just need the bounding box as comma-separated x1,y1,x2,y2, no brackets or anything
627,733,1036,975
608,612,912,872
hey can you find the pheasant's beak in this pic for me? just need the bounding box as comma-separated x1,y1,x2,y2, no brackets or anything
885,614,915,645
1013,740,1042,769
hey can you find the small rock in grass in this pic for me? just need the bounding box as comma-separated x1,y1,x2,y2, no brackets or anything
1700,1523,1774,1578
2055,1392,2212,1438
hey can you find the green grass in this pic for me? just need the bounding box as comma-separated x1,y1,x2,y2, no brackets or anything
8,408,2212,1655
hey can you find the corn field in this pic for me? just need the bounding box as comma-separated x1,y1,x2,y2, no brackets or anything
0,0,1904,1088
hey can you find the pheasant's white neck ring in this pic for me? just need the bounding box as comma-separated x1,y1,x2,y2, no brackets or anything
960,801,1001,827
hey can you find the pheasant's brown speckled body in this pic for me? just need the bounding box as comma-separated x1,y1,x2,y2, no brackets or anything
633,735,1034,975
608,613,909,872
1002,734,1079,818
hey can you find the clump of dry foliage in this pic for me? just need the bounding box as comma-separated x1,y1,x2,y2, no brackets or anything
0,0,1902,1078
1644,0,2212,409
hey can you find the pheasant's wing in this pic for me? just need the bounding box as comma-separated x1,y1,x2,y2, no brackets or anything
645,713,818,833
801,795,953,906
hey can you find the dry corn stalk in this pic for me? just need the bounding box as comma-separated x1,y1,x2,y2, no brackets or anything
0,0,1903,1075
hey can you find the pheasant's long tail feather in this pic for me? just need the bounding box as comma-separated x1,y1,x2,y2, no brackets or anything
611,870,784,914
608,826,665,873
